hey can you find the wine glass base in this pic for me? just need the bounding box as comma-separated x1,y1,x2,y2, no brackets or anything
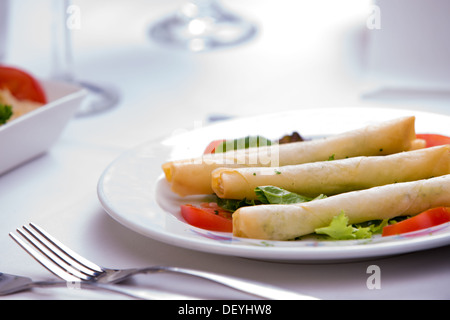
149,5,257,52
75,81,120,117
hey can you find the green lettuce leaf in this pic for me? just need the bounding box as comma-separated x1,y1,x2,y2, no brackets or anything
255,186,326,204
216,186,326,212
315,211,373,240
314,211,410,240
216,198,259,212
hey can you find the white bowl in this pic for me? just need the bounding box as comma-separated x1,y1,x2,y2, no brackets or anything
0,80,87,175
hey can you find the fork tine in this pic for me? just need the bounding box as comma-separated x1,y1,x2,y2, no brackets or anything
28,223,103,274
18,225,96,280
9,232,81,283
12,226,92,281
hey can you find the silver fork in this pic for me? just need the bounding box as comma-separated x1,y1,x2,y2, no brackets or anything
10,223,318,300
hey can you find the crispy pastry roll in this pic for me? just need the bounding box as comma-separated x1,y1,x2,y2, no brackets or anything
162,116,417,196
232,175,450,240
212,145,450,200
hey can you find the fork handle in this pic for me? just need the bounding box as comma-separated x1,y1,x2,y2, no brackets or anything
149,267,318,300
33,281,198,300
85,282,199,300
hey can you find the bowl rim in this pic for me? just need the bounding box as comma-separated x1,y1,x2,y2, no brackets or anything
0,79,87,132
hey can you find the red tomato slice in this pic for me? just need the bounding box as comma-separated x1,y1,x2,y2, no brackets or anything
0,66,47,104
203,139,225,154
180,203,233,232
416,134,450,148
382,207,450,237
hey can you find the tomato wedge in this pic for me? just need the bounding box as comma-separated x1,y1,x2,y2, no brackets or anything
203,139,225,154
0,66,47,104
416,134,450,148
382,207,450,237
180,203,233,232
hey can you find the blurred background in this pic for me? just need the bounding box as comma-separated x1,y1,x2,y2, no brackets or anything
1,0,449,141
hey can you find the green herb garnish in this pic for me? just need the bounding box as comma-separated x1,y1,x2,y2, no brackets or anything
0,104,13,125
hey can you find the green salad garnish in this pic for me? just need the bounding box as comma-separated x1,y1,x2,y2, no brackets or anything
216,186,325,212
315,211,374,240
255,186,326,204
314,211,406,240
0,104,13,125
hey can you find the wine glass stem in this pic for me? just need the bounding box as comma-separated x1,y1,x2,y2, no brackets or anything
51,0,75,82
0,0,10,62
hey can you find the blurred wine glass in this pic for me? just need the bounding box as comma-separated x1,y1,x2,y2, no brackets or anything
149,0,257,52
52,0,119,117
0,0,9,62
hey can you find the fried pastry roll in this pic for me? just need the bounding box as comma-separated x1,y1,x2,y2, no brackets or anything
212,145,450,200
163,116,417,196
232,175,450,240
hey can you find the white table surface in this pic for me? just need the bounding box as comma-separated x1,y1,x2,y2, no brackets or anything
1,0,449,300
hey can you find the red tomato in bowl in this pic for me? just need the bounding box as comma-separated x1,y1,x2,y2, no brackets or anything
0,66,47,103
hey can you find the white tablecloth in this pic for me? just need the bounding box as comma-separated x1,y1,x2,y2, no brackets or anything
1,0,449,300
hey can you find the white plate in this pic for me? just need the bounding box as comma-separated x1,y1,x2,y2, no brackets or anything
97,107,450,263
0,80,86,175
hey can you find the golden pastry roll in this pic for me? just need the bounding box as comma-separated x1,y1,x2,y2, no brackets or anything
233,175,450,240
162,116,417,197
212,145,450,200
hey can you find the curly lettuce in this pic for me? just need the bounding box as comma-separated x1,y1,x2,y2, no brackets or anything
315,211,398,240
